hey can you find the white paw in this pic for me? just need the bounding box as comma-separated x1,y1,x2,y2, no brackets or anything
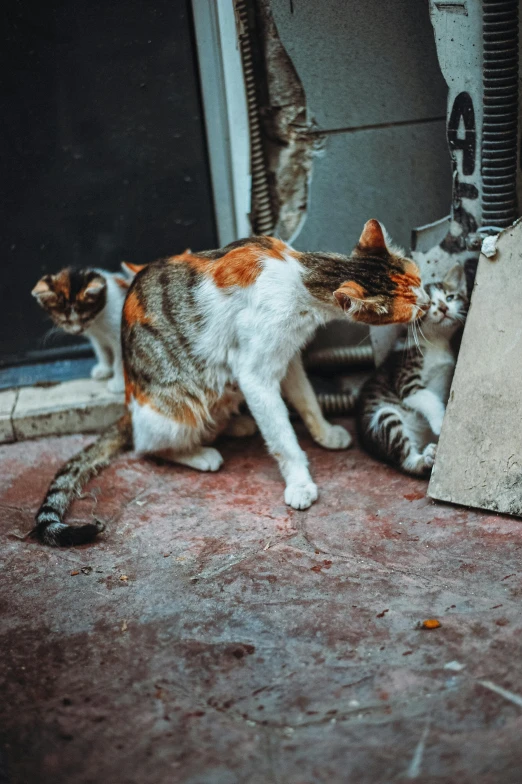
284,481,318,510
422,443,437,469
107,377,125,394
316,424,352,450
91,363,113,380
193,447,224,472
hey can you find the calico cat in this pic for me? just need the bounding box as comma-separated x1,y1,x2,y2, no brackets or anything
32,220,430,546
32,267,132,393
356,264,468,475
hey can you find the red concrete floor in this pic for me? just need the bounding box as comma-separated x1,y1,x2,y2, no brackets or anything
1,419,522,784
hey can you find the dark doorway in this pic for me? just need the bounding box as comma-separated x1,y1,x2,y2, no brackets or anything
0,0,217,368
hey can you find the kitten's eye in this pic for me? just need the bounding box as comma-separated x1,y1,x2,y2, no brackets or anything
446,295,454,302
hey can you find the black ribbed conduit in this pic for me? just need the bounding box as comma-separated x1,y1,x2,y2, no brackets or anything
235,0,275,234
481,0,519,227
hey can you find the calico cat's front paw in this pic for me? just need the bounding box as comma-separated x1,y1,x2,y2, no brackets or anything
107,376,125,394
284,481,318,510
315,424,352,450
91,363,113,380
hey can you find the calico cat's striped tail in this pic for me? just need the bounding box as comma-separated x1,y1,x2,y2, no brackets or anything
30,414,132,546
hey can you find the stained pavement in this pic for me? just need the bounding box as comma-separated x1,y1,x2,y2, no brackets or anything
1,421,521,783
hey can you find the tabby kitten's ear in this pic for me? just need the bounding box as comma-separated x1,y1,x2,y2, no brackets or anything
356,219,387,253
444,264,466,295
32,277,56,305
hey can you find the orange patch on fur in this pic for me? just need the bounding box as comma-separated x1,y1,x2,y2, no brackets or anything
211,246,263,288
390,270,421,322
267,237,292,261
125,369,207,429
123,289,148,326
52,270,71,299
169,246,266,289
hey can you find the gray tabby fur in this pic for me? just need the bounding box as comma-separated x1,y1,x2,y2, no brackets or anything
356,265,469,475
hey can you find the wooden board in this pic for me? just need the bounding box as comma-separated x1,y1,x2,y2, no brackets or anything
429,220,522,516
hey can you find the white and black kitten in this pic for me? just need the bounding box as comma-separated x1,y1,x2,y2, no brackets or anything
32,266,136,393
356,264,468,475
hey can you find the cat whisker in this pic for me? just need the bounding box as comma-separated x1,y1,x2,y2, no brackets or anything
416,321,432,347
41,325,64,346
412,320,424,356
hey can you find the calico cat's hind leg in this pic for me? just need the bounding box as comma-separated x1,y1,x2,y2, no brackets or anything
131,399,224,472
158,446,224,472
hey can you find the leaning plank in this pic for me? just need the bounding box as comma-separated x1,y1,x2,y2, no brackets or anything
429,220,522,516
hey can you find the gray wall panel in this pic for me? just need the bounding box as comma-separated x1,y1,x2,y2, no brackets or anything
294,121,452,254
270,0,447,131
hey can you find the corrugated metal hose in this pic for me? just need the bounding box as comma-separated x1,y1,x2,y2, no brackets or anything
235,0,275,234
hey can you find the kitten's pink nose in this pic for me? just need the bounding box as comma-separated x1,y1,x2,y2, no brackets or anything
439,303,448,315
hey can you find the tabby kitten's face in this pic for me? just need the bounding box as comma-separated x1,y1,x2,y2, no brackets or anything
422,264,468,337
32,269,107,334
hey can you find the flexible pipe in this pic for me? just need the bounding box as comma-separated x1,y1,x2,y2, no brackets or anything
235,0,275,235
305,345,374,371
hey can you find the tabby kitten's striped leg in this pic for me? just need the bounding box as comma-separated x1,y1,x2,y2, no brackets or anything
282,355,352,449
372,406,435,476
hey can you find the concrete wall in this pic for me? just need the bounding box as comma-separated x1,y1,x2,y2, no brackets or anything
270,0,452,346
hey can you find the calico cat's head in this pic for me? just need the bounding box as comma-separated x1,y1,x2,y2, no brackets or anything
32,268,107,335
422,264,468,337
333,220,430,325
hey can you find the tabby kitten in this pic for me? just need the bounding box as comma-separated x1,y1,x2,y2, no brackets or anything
33,220,429,545
32,267,131,393
356,264,468,475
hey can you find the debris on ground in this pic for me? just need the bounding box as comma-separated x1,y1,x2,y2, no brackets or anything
419,619,442,630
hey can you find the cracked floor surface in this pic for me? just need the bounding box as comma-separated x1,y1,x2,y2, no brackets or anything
1,419,521,783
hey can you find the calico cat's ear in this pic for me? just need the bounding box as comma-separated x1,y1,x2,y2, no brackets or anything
357,219,387,252
444,264,466,294
333,281,365,311
82,276,106,300
31,277,57,304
